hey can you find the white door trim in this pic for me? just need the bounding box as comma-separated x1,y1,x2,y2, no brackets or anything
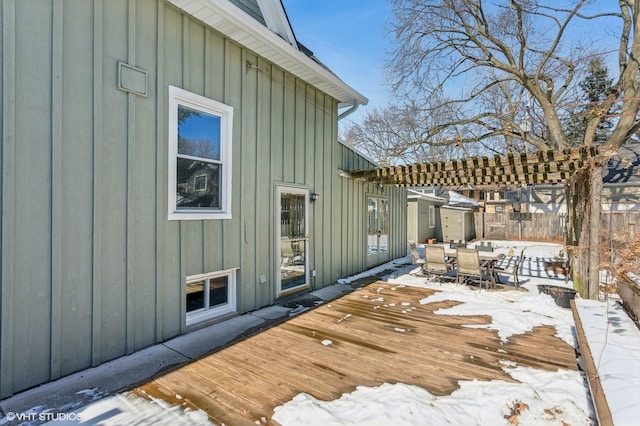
276,185,310,296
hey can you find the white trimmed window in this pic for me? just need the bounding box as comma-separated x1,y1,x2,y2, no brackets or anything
428,205,436,228
168,86,233,220
186,269,237,326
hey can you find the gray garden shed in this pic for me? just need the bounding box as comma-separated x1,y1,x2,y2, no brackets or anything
440,206,476,243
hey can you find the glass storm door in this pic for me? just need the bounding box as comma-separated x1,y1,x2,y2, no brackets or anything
277,187,309,295
367,196,390,266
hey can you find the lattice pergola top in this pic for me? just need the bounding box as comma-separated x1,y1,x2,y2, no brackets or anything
349,146,600,188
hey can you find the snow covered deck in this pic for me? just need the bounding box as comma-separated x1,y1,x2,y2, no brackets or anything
2,242,601,424
126,280,580,425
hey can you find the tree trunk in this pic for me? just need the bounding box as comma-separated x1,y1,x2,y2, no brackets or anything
587,164,603,299
566,162,603,300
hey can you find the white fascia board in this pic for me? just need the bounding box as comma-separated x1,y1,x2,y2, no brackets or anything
167,0,368,106
255,0,297,45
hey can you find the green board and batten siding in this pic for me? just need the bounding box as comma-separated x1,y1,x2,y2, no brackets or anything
0,0,406,398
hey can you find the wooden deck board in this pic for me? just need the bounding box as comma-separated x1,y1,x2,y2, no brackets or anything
277,318,507,386
135,281,578,424
147,368,259,425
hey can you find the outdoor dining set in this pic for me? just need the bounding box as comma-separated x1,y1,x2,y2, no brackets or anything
410,241,522,290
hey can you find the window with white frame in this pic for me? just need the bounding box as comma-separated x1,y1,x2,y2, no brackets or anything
168,86,233,220
185,269,237,326
428,205,436,228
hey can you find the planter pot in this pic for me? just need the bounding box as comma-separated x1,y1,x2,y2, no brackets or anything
554,266,568,275
537,285,577,309
545,260,567,274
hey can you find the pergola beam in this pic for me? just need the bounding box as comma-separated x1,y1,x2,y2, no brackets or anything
349,147,599,188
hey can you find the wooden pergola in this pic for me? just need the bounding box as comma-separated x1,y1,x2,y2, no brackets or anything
349,146,600,188
350,145,606,300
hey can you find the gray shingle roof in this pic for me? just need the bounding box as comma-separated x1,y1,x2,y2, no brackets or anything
604,143,640,184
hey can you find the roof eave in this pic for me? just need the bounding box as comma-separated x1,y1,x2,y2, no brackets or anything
166,0,369,106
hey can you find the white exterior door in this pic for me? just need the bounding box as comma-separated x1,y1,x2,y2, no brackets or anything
367,196,390,266
276,186,309,295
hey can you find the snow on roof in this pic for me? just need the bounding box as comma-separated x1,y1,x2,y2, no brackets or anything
407,189,447,202
447,190,480,207
603,143,640,185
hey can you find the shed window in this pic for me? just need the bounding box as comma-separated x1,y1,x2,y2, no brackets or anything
428,205,436,228
168,86,233,220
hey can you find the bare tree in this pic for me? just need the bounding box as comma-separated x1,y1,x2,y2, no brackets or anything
385,0,640,299
341,98,479,165
388,0,640,152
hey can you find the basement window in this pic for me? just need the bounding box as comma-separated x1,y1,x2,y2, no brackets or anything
186,269,237,326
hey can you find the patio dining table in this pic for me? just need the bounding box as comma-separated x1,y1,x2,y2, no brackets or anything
444,248,504,262
444,248,505,287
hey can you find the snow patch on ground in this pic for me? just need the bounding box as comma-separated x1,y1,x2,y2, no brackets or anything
412,280,576,346
272,365,593,425
44,392,212,425
574,298,640,425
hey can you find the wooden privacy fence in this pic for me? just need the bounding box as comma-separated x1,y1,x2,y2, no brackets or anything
475,211,640,241
601,211,640,240
475,212,567,241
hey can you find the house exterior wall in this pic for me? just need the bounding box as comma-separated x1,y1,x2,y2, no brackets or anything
407,199,438,243
0,0,406,398
529,187,568,213
530,185,640,213
602,185,640,211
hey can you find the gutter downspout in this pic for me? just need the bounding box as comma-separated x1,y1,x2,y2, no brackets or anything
338,101,360,120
